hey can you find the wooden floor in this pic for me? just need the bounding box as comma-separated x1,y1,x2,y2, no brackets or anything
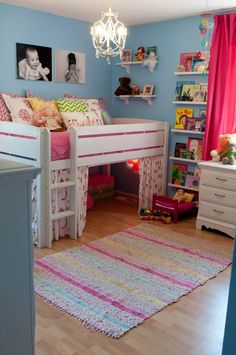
35,196,234,355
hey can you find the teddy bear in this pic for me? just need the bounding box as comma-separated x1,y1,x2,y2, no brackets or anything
135,47,145,61
210,134,234,162
114,77,133,96
222,142,236,165
31,107,65,132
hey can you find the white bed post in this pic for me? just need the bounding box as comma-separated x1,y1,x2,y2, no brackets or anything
68,127,77,239
37,129,50,248
162,122,169,195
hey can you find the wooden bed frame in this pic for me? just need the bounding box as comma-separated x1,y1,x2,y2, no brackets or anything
0,118,169,247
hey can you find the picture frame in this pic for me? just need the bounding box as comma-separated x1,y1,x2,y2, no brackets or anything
143,83,154,96
146,46,157,57
55,49,86,84
16,42,52,81
121,49,132,62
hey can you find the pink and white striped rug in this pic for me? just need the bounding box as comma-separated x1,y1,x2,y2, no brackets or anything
34,224,232,338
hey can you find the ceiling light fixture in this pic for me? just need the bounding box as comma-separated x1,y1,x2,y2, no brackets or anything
90,6,127,64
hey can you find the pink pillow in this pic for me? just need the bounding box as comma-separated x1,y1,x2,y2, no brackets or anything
2,94,33,125
0,93,26,122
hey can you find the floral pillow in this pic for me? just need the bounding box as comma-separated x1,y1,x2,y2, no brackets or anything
0,94,12,121
60,111,104,128
2,94,33,124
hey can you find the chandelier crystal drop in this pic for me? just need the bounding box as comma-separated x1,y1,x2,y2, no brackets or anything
90,7,127,64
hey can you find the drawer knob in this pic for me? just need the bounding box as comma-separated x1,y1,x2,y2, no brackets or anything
213,209,224,214
214,193,226,198
216,177,227,182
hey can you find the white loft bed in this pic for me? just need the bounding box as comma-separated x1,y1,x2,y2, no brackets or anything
0,118,169,248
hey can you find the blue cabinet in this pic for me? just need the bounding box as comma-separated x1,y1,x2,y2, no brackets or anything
0,159,40,355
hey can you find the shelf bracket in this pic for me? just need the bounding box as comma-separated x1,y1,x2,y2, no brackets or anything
120,63,130,74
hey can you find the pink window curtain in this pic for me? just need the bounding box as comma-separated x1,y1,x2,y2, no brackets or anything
203,14,236,160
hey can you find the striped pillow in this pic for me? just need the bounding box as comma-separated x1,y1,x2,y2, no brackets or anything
56,99,88,113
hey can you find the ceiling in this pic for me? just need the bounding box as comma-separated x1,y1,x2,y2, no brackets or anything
2,0,236,25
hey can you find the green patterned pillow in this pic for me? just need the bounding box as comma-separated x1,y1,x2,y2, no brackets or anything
56,98,88,112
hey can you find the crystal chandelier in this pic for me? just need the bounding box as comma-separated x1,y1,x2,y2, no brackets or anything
90,7,127,64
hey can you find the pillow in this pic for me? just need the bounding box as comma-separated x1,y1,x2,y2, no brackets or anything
2,94,33,124
28,97,60,114
0,94,12,121
61,111,104,128
101,111,112,125
64,94,104,112
56,98,88,113
183,192,195,202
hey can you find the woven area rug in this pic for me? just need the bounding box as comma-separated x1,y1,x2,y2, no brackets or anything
34,224,232,338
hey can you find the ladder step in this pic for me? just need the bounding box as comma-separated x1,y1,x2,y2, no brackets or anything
51,181,75,189
51,210,75,221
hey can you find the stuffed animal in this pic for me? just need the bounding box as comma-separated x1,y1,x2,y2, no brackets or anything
131,83,142,95
135,47,145,61
31,107,65,131
222,142,236,165
143,51,158,72
210,134,234,162
114,77,132,96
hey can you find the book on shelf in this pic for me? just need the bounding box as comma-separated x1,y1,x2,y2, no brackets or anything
187,137,203,160
179,52,199,71
174,142,187,157
174,107,194,129
178,51,209,73
172,163,188,185
199,109,207,132
185,175,200,189
186,117,203,131
181,84,201,101
174,81,194,101
179,148,193,159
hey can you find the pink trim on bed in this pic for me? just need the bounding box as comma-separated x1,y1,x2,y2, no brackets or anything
78,145,163,158
78,130,161,139
0,131,37,140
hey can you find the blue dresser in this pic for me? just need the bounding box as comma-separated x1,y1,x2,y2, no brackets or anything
0,159,40,355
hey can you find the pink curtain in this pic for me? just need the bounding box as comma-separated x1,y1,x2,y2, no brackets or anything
203,14,236,160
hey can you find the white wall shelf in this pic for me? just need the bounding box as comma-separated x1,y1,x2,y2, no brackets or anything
117,95,157,105
169,156,201,164
173,101,207,105
116,61,156,73
168,183,199,192
171,129,205,135
174,71,208,75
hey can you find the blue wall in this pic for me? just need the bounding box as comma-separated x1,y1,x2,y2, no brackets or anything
0,3,112,106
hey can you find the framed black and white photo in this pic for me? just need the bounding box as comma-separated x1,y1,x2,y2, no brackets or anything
16,43,52,81
55,49,86,84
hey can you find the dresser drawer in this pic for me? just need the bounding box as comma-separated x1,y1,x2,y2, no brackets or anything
200,186,236,208
201,170,236,191
198,201,236,224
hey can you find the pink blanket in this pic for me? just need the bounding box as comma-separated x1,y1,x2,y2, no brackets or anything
51,131,70,161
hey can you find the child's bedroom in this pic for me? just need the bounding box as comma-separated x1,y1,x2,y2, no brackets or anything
0,1,236,354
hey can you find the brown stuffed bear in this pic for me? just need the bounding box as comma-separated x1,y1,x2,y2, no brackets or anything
114,77,133,96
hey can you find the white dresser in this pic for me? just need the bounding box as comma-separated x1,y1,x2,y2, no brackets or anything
196,161,236,238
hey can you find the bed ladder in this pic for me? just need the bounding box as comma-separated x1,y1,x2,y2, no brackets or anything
46,159,77,247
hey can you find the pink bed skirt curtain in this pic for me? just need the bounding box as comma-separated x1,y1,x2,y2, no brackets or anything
138,156,164,211
203,14,236,160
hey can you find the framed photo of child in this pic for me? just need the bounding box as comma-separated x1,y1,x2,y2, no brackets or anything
16,43,52,81
121,49,132,62
143,84,154,96
55,49,86,84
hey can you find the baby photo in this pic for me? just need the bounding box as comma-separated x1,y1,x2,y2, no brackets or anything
55,49,86,84
16,43,52,81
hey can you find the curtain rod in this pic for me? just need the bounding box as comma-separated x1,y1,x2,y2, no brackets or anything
201,7,236,16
